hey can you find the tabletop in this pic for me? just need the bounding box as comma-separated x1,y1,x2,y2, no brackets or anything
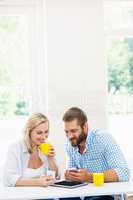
0,181,133,200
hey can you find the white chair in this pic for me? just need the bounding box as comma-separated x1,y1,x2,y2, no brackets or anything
0,165,4,186
124,157,133,200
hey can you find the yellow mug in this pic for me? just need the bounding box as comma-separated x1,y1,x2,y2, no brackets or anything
39,143,51,156
93,173,104,186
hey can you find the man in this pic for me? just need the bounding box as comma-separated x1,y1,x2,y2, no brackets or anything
63,107,129,200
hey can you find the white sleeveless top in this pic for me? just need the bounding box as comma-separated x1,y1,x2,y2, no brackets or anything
23,164,46,178
23,149,48,178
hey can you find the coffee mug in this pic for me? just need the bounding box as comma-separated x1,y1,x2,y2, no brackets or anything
39,143,51,156
93,173,104,186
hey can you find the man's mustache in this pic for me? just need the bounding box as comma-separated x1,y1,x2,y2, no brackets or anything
69,138,76,142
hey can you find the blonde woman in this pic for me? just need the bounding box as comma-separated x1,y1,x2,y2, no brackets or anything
3,113,59,187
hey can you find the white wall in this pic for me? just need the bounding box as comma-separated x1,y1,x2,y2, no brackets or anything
0,0,106,175
45,0,106,172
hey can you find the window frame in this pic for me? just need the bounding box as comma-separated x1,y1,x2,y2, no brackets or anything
0,0,48,116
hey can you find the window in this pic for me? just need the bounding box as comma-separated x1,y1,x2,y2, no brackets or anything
0,15,30,119
0,0,47,164
104,0,133,159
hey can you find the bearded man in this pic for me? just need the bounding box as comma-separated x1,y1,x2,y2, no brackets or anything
62,107,129,200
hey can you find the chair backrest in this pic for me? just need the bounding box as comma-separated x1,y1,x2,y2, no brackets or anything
0,165,4,186
126,156,133,181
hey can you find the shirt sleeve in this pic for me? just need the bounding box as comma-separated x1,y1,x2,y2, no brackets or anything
102,134,130,182
3,143,22,186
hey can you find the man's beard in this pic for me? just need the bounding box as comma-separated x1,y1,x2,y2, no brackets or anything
70,131,87,147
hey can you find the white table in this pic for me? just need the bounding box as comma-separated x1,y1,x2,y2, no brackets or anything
0,182,133,200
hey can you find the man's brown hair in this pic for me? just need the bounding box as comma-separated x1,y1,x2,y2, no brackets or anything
62,107,87,128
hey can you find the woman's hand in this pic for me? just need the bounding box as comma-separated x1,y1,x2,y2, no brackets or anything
39,175,55,187
47,145,55,158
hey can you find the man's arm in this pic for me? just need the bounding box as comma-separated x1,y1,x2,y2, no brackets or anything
101,133,130,182
86,169,118,183
84,169,118,183
65,169,118,183
104,169,118,182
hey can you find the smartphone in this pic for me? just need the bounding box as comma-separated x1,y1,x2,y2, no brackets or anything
69,169,78,173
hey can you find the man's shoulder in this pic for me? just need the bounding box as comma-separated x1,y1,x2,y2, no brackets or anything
89,129,112,145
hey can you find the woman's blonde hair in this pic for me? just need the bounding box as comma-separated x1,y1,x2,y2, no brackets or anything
23,113,49,153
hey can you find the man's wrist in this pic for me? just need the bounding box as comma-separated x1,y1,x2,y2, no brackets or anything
87,172,93,183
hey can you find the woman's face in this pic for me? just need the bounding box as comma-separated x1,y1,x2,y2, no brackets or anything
30,122,49,146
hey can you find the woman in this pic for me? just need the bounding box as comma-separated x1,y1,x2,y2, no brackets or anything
3,113,59,187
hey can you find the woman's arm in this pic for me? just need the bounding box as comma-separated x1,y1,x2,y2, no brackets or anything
3,143,22,187
16,175,54,187
47,157,59,176
47,146,59,178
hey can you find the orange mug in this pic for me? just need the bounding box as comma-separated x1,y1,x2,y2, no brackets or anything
39,143,51,156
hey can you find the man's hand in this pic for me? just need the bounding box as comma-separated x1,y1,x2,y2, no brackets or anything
65,169,92,183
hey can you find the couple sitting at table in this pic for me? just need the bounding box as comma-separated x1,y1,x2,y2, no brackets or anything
3,107,130,200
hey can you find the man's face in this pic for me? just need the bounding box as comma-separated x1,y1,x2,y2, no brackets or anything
64,119,87,147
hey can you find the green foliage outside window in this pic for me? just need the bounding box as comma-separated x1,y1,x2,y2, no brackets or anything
108,38,133,95
107,38,133,114
0,16,29,119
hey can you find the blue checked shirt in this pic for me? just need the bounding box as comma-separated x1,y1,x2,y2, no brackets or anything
66,129,130,182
